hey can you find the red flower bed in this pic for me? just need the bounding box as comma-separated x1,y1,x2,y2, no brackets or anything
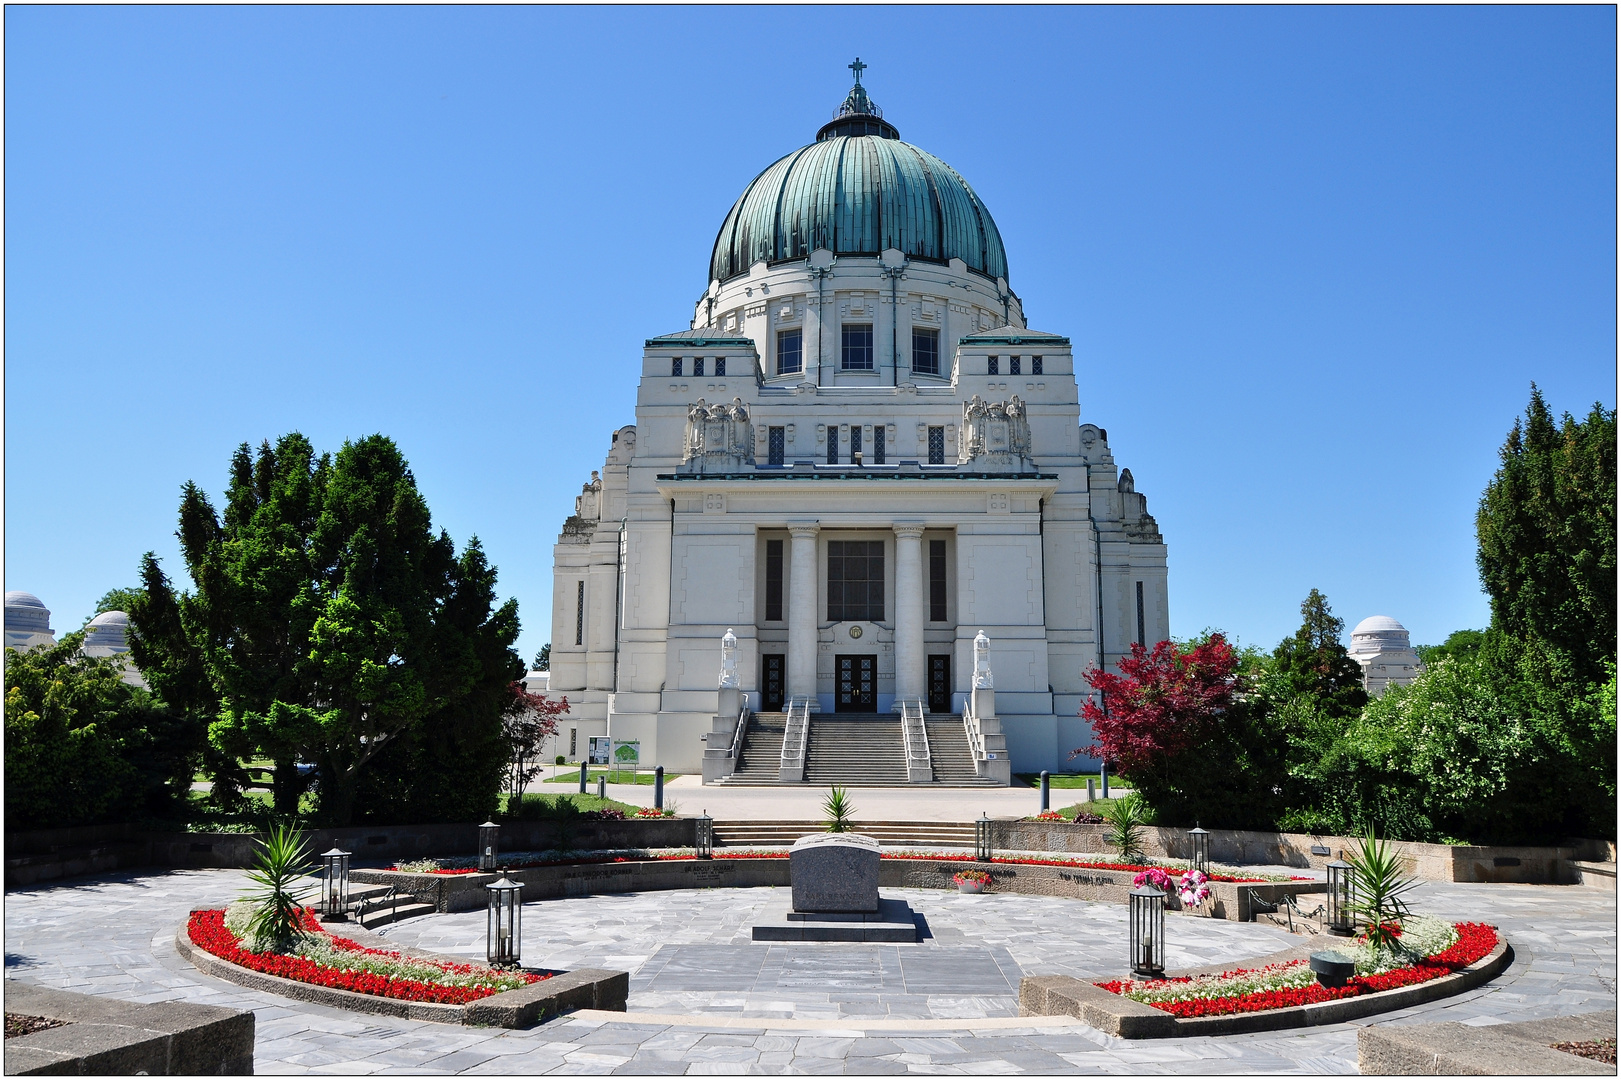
1098,922,1499,1018
398,851,1286,883
186,909,547,1005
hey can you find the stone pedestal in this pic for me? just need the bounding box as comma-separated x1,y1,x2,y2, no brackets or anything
751,833,917,941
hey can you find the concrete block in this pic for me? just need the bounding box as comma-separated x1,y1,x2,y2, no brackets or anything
1357,1016,1615,1075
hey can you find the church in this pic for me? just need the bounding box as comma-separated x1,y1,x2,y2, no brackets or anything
549,64,1169,783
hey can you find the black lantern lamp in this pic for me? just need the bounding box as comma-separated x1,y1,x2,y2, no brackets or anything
975,812,993,862
320,847,350,920
1326,860,1356,936
695,810,713,859
486,876,523,966
1129,884,1167,977
479,821,500,872
1188,824,1210,878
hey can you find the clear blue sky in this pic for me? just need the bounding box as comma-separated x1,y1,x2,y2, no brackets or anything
6,6,1615,665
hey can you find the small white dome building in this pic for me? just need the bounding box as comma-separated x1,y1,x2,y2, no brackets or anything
5,591,57,653
1347,615,1424,695
83,609,147,687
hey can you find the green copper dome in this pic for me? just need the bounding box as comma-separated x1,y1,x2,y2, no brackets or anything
709,69,1008,285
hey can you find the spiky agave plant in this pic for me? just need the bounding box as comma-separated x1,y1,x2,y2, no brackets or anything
1347,827,1419,949
1102,792,1149,863
823,786,855,833
239,823,316,951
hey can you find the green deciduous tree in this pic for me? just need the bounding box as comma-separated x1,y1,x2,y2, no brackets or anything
5,632,204,829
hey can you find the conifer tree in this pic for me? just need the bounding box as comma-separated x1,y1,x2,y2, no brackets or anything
131,432,523,826
1269,589,1368,719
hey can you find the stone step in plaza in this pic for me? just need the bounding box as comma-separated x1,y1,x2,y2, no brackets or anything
3,857,1613,1073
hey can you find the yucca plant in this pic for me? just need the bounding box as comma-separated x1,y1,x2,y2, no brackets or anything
1102,792,1148,863
1347,827,1419,949
239,823,316,951
823,786,855,833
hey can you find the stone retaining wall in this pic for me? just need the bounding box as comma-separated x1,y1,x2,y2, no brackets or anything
351,857,1324,923
6,818,697,886
990,822,1614,884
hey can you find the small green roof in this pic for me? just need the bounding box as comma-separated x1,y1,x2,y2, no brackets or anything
959,327,1070,347
645,329,757,349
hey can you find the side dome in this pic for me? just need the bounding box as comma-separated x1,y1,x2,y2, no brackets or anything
709,72,1008,285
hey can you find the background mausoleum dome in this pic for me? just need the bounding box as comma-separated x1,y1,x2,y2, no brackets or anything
84,610,132,655
1348,614,1411,655
5,590,57,653
709,75,1008,285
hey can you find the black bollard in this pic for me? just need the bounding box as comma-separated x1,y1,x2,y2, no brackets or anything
1040,770,1050,812
579,761,588,795
654,765,664,810
1101,760,1109,799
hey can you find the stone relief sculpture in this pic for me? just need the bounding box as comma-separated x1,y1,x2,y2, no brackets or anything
681,398,756,473
959,395,1033,470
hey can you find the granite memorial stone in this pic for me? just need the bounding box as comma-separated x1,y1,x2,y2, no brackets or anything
790,833,880,913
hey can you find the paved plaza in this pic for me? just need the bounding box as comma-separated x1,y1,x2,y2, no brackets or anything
4,862,1614,1074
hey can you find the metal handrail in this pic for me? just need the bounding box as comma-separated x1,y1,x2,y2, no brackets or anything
780,697,810,780
962,705,987,774
356,885,403,925
728,703,750,761
902,701,930,766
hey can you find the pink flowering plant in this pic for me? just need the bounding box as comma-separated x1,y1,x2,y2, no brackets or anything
1177,869,1211,908
1132,867,1174,893
952,869,993,887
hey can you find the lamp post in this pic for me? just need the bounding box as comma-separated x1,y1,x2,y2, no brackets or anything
695,810,713,859
486,876,523,966
1129,884,1166,977
1326,860,1356,936
975,812,993,862
1188,824,1210,878
479,821,500,872
320,847,350,920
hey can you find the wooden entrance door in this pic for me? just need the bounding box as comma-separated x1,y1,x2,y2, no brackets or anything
761,654,785,712
928,655,952,714
835,654,877,713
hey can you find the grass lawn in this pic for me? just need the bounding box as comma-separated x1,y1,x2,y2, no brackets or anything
501,792,645,817
1016,772,1121,788
542,769,677,786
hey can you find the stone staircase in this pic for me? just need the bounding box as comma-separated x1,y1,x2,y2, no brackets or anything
345,882,435,929
711,819,977,848
716,712,1004,787
924,719,1000,785
804,718,909,786
724,712,787,782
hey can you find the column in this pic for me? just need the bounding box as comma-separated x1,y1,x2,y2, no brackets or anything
893,524,925,703
787,524,819,701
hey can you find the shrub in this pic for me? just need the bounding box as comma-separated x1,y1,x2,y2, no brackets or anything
1102,793,1149,862
823,787,855,832
239,824,316,950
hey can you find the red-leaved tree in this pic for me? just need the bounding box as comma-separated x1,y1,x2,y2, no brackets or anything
503,683,569,803
1076,635,1241,780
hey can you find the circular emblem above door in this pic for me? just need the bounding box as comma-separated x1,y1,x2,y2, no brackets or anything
849,625,864,639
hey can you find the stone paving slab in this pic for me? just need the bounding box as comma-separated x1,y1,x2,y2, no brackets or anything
2,868,1613,1072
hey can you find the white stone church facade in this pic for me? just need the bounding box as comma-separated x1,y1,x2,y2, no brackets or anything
549,68,1169,778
